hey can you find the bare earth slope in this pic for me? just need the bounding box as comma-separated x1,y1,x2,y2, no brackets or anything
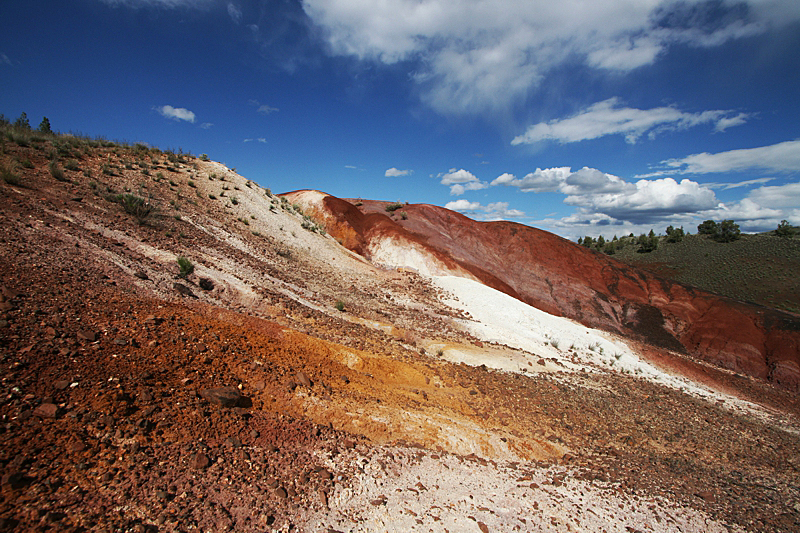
1,135,799,532
294,195,800,391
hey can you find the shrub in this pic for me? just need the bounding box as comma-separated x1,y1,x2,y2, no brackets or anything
49,160,67,181
697,219,718,235
200,153,209,161
13,112,30,130
714,219,740,243
177,256,194,278
19,158,34,169
114,193,157,224
230,196,239,205
385,202,403,212
775,220,794,238
1,163,21,186
335,300,345,312
188,180,196,188
665,225,684,243
38,117,52,134
64,159,80,171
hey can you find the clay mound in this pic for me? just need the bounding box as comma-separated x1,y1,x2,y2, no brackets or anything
289,193,800,392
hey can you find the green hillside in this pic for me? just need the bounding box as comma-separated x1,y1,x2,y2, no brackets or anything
606,232,800,314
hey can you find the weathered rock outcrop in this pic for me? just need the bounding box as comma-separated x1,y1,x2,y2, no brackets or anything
285,191,800,391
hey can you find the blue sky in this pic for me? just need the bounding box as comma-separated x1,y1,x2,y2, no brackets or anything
2,0,799,239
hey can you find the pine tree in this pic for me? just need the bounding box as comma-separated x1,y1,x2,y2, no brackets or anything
38,116,52,134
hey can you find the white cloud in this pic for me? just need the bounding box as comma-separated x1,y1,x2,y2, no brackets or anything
439,168,477,185
664,140,800,174
199,122,213,129
243,138,267,143
437,168,488,195
706,177,775,190
155,105,196,123
714,112,751,132
0,53,11,65
302,0,799,115
227,2,242,24
511,98,747,146
385,167,413,177
445,199,482,211
445,199,525,220
257,104,279,115
565,177,718,223
747,182,800,209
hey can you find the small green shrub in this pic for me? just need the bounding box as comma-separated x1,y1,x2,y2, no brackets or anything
230,196,239,205
335,300,345,312
177,256,194,278
188,180,196,188
64,159,80,171
49,160,67,182
385,202,403,212
1,163,21,186
112,193,157,224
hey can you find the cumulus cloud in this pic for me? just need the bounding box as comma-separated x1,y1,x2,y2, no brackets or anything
445,199,525,220
437,168,488,195
494,165,720,224
565,177,718,223
302,0,798,115
663,140,800,174
511,98,748,146
385,167,413,178
155,105,196,123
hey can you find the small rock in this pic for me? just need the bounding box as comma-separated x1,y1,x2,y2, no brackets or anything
199,387,244,407
34,403,59,419
295,371,312,388
478,522,490,533
173,283,197,298
134,270,149,280
275,487,288,499
54,380,70,391
77,330,96,342
192,452,211,469
198,278,214,291
67,440,86,453
251,380,266,391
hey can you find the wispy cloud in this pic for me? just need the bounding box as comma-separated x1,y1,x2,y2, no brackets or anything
243,138,267,143
385,167,413,178
0,53,11,66
249,99,279,115
303,0,796,115
227,2,242,24
199,122,213,129
663,140,800,174
155,105,196,123
512,98,749,146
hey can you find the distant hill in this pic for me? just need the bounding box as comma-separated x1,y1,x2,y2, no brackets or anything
610,233,800,314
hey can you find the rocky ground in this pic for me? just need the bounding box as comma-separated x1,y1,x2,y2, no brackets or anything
1,132,799,532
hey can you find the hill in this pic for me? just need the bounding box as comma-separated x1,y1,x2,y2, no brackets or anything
610,233,800,314
1,122,800,532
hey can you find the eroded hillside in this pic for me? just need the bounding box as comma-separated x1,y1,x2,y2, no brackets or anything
1,130,799,532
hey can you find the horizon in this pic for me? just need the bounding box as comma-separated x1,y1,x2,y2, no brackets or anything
1,0,799,240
